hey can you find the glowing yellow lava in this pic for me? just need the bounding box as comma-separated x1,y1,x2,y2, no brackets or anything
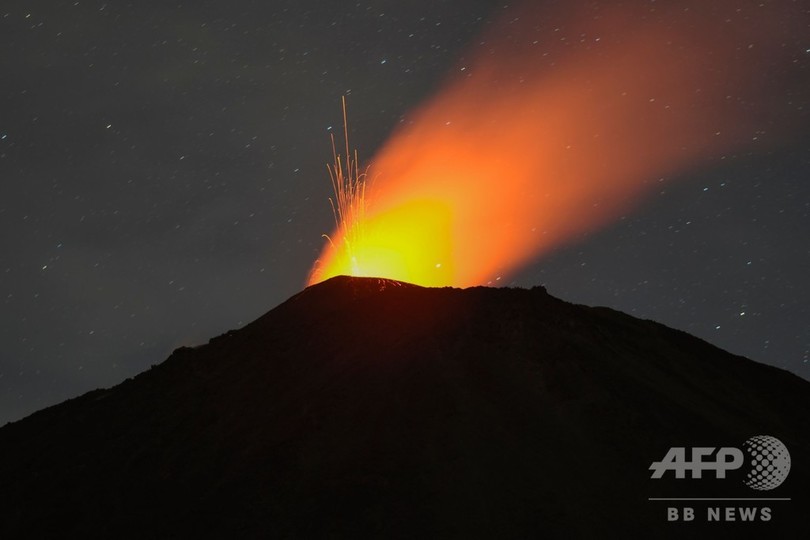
313,198,454,287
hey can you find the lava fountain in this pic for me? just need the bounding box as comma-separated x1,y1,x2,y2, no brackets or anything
309,0,800,287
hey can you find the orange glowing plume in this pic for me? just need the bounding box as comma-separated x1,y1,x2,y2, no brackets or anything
309,1,797,287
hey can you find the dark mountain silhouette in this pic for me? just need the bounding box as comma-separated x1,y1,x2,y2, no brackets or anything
1,276,808,538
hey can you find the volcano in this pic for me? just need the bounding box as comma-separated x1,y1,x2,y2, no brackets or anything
1,276,807,538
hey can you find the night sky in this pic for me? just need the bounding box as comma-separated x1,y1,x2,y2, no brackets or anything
1,0,808,426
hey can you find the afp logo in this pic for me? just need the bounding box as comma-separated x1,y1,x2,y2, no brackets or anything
650,435,791,490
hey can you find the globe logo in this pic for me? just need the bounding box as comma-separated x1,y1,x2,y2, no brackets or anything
743,435,791,490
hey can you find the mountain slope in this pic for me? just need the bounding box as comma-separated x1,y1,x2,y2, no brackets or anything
1,276,808,538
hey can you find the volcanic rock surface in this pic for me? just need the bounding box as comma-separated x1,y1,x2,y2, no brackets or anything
1,276,808,538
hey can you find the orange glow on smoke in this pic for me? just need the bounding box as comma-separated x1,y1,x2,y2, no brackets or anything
310,1,794,287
